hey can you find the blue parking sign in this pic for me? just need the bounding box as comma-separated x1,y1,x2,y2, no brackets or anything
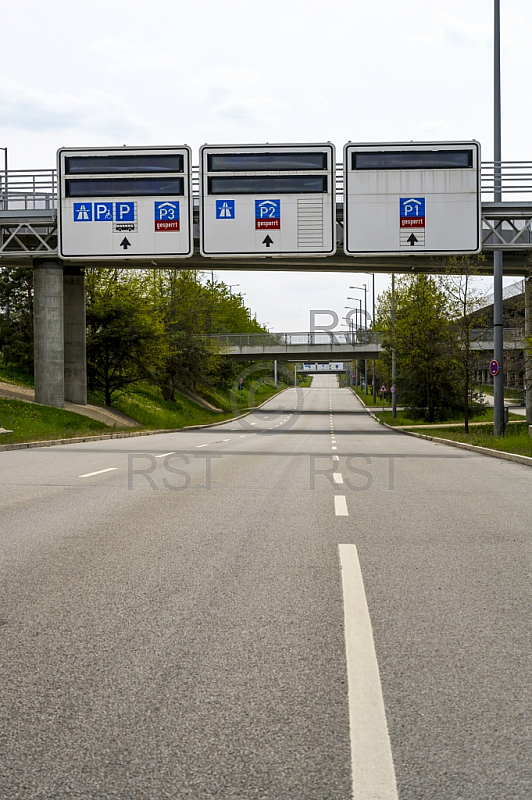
94,202,113,222
114,202,135,222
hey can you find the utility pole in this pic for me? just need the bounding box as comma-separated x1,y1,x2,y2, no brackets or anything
372,273,376,403
525,277,532,424
391,274,397,419
493,0,505,436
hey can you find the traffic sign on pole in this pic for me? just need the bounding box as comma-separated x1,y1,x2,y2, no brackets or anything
199,143,336,257
58,147,193,260
489,359,500,376
343,141,481,256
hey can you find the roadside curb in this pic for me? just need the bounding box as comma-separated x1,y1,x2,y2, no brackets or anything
0,387,291,453
382,423,532,468
351,389,532,468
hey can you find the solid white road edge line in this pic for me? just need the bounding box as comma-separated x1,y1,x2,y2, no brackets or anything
334,495,348,516
79,468,118,478
338,544,399,800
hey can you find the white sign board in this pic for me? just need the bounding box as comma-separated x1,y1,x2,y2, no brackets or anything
343,141,481,256
200,144,336,258
58,147,193,260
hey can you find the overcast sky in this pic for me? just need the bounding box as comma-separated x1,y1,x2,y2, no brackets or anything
1,0,528,329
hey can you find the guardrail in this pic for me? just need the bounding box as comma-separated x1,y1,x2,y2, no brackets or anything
0,170,56,210
2,163,532,211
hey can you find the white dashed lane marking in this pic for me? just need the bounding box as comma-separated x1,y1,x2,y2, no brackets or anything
78,468,118,479
334,495,349,516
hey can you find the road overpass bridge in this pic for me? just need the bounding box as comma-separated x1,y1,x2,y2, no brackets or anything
201,329,527,362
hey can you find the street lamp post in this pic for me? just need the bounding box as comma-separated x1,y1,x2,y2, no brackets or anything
391,274,397,419
349,286,368,391
345,302,362,386
493,0,505,436
0,148,7,210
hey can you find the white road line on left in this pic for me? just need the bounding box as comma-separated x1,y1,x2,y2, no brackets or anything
79,468,118,479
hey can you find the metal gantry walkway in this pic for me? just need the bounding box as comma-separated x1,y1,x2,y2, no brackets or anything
1,163,532,273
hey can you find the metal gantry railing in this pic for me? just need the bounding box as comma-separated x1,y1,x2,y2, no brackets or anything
2,163,532,211
2,163,532,257
0,169,57,211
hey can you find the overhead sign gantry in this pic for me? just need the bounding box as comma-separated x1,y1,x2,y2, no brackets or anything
57,146,193,260
343,141,481,256
199,143,336,258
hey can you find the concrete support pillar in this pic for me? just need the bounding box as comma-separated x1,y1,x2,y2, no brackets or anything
64,270,87,404
525,276,532,424
33,261,64,408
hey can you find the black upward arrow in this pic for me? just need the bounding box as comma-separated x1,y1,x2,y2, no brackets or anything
407,233,418,246
120,237,131,250
262,235,274,248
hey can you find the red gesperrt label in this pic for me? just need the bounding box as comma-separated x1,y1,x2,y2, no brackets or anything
256,218,280,230
155,220,180,231
400,217,425,228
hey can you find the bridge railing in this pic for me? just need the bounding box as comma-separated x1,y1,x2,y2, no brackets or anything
200,330,383,350
470,327,525,342
2,163,532,211
0,170,57,211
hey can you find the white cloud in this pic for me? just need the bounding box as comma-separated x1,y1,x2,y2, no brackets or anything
0,76,151,139
86,38,175,73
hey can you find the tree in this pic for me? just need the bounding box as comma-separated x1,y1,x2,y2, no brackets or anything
86,270,166,406
0,267,34,375
442,256,488,432
376,275,461,422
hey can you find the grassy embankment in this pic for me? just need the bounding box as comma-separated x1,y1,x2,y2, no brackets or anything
0,368,294,445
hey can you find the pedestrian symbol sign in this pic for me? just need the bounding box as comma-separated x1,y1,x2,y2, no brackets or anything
216,200,235,219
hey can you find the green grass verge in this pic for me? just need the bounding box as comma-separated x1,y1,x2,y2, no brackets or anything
90,380,291,431
0,378,292,445
0,398,112,444
351,385,391,407
403,421,532,458
0,365,34,388
374,408,522,427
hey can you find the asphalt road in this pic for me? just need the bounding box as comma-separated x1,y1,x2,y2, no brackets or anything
0,375,531,799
